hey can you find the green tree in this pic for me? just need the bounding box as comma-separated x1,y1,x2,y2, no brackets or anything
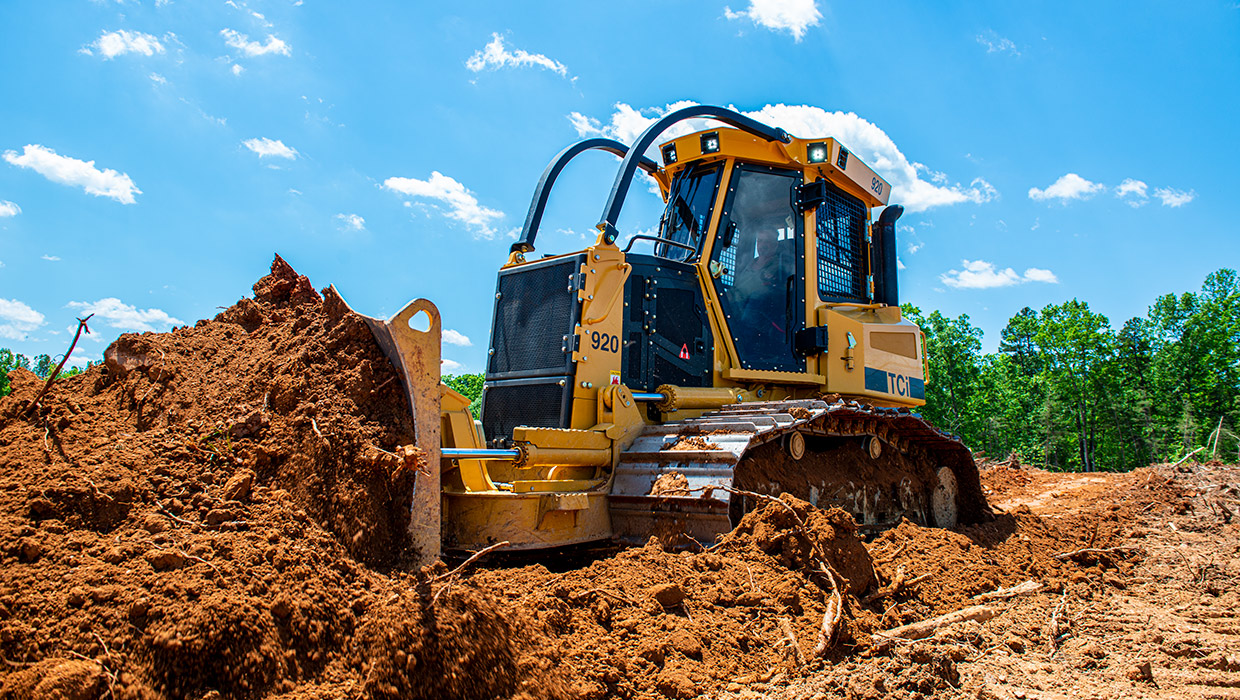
1035,300,1115,472
443,372,484,418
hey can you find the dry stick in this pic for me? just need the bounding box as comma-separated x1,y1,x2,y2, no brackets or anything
875,605,997,642
972,580,1045,601
1047,588,1069,655
1053,546,1141,561
158,504,201,529
872,543,907,566
431,541,511,604
1172,447,1205,467
777,616,805,667
863,565,908,605
813,566,844,657
24,314,93,417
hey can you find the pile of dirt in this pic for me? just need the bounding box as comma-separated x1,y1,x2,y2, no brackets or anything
0,257,557,699
470,496,876,700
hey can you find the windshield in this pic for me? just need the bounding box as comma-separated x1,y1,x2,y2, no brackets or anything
655,163,722,261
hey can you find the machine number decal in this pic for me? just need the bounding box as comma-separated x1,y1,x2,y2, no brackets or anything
871,177,884,196
590,331,620,353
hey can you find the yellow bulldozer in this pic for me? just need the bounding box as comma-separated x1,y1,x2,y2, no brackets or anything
340,105,989,564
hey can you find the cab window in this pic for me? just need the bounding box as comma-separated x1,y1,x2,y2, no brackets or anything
656,163,722,261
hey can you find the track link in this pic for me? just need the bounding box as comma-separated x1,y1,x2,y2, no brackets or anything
609,398,991,543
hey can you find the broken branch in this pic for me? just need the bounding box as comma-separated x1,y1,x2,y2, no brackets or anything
23,314,93,417
972,580,1044,601
876,605,996,642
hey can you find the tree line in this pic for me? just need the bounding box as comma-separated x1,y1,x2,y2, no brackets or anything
906,268,1239,471
6,269,1235,472
0,350,94,396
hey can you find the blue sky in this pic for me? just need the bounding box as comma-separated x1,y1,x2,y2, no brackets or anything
1,0,1237,372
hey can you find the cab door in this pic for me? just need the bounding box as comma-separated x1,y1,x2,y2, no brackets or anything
707,164,805,373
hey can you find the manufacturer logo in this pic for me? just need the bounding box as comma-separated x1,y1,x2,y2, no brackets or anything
864,367,925,400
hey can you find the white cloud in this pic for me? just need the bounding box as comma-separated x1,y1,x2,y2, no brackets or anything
335,213,365,231
1154,187,1195,207
42,255,61,261
66,298,183,333
231,63,244,76
149,72,167,85
3,145,141,204
1022,267,1059,284
568,102,997,213
465,33,569,77
383,172,504,239
1115,178,1148,207
0,200,19,217
0,298,45,341
242,137,297,159
220,28,290,57
83,30,165,59
976,30,1020,56
724,0,821,41
441,358,464,373
443,329,472,347
940,260,1060,289
1028,173,1104,203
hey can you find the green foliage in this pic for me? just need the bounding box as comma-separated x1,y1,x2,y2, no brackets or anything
0,350,96,397
443,372,484,419
911,269,1240,472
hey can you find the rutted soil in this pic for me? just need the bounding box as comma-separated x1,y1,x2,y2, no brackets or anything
2,258,1238,699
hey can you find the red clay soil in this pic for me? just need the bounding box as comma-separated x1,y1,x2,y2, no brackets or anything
0,257,556,700
2,256,1236,700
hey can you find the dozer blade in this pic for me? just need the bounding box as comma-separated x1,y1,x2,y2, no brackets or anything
330,287,442,566
609,399,990,543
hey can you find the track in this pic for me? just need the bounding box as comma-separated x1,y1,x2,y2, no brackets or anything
609,398,991,542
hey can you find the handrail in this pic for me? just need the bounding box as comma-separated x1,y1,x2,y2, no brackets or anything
595,105,791,244
621,234,696,255
511,138,658,254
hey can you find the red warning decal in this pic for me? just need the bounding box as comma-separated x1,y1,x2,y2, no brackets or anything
679,344,690,360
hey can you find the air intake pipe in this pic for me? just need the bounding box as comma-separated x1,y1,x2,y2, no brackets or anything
872,204,903,307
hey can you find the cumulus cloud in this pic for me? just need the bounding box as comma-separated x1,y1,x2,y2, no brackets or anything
940,260,1059,289
443,329,472,346
220,28,290,57
383,172,505,239
0,200,19,217
976,30,1020,56
568,102,997,213
231,63,244,76
1115,178,1148,207
42,255,61,261
465,33,568,77
3,145,141,204
0,298,45,341
441,358,464,373
242,137,297,159
66,298,183,333
335,213,365,231
83,30,165,59
1154,187,1195,207
724,0,821,41
1028,173,1104,203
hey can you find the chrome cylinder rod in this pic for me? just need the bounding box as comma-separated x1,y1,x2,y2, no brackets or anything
441,447,522,461
631,392,667,402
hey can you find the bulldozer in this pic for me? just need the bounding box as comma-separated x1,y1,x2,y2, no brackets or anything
340,105,989,564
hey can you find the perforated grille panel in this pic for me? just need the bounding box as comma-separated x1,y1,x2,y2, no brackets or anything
816,184,867,302
486,256,582,377
481,377,571,442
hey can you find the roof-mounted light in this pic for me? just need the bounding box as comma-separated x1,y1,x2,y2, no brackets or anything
807,141,829,164
700,131,720,154
661,143,677,165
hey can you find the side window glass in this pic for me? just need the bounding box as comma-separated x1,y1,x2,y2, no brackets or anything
657,163,722,261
